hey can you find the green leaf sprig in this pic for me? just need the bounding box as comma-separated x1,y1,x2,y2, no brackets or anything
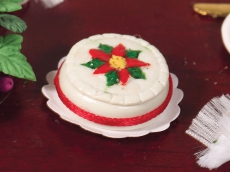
0,0,27,33
0,0,23,13
0,0,36,81
0,34,36,81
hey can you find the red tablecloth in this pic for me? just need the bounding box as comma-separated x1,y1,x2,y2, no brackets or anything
1,0,230,171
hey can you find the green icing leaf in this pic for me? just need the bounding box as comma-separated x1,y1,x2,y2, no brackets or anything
213,140,217,143
0,14,27,33
0,34,36,81
126,49,141,58
81,58,105,69
128,67,146,79
99,44,113,54
0,0,23,12
105,71,119,86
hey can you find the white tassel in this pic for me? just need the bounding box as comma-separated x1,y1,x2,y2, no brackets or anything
196,135,230,170
35,0,64,8
186,95,230,169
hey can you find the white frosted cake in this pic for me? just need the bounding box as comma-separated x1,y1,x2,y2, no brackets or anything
54,33,172,129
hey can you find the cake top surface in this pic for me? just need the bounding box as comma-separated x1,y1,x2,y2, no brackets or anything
64,33,169,106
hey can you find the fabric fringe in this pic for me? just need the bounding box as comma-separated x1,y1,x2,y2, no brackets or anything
186,95,230,170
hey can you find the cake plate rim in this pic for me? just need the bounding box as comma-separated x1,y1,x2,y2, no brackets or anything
41,57,184,138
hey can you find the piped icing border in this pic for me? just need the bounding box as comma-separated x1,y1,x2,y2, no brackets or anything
54,64,173,126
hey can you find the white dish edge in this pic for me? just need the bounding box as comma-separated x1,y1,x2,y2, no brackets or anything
221,13,230,54
42,57,184,138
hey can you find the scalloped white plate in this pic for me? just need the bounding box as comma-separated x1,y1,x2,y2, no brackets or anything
42,57,183,138
222,14,230,54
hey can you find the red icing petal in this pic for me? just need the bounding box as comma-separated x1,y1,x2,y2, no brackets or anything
118,69,130,85
126,58,150,68
89,49,111,61
93,63,114,74
112,44,126,56
54,64,173,127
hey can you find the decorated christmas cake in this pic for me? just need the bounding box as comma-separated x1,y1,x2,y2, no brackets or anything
54,33,172,128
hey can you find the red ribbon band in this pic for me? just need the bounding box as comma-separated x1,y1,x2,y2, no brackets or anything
54,65,173,126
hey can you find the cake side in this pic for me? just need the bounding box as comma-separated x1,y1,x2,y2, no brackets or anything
58,62,170,118
54,66,173,126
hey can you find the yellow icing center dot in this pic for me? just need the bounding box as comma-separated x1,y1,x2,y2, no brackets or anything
109,55,127,70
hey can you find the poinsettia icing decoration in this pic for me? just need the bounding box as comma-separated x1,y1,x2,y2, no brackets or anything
82,44,150,86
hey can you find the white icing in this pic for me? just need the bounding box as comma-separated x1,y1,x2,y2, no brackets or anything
58,33,170,118
64,34,169,106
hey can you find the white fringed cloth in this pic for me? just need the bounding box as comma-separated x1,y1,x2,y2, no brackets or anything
186,95,230,170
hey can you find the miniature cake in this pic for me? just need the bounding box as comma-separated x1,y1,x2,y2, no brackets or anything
54,33,172,128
